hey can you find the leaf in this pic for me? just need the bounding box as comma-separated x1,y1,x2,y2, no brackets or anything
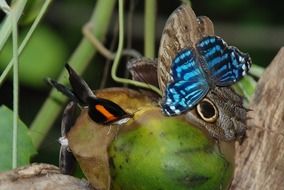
233,75,257,103
0,105,37,171
249,64,265,78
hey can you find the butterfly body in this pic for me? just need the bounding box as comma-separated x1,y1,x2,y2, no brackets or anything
162,36,251,116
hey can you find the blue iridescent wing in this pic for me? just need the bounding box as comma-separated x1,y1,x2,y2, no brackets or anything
162,80,209,116
171,49,205,81
162,49,209,116
196,36,252,86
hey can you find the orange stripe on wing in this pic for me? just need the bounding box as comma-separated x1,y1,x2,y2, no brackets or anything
95,104,117,122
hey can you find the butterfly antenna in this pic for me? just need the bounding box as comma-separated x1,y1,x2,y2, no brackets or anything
46,78,80,103
65,63,95,104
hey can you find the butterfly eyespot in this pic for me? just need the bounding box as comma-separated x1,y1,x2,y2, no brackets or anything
196,98,218,123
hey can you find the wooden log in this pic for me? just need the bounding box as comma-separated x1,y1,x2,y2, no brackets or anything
0,163,93,190
231,48,284,189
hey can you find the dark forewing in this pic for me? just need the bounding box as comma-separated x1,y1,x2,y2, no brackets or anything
196,36,251,86
46,78,79,103
87,97,130,125
65,64,94,104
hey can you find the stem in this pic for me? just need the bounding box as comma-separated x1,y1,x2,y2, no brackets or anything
83,23,141,60
111,0,162,96
29,0,116,149
250,64,265,78
0,0,52,86
0,0,26,51
144,0,156,58
12,7,19,169
0,0,11,14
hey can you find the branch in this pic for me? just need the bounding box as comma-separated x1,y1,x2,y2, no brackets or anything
231,47,284,189
0,163,93,190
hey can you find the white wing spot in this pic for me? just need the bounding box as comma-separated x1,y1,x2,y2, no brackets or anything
170,105,176,110
59,136,69,147
113,117,131,125
175,109,181,114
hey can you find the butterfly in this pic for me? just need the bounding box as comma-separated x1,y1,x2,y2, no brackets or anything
48,64,134,174
48,64,132,125
161,36,251,116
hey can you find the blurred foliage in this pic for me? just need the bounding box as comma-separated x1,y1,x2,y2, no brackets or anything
19,0,46,25
233,75,257,104
0,25,68,88
0,106,36,171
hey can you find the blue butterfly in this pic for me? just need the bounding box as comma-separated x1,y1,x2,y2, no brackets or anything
162,36,252,116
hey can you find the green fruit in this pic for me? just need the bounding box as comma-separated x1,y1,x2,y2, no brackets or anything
67,88,234,190
109,109,234,190
0,25,67,88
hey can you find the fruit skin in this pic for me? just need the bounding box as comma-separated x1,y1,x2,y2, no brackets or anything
109,108,234,190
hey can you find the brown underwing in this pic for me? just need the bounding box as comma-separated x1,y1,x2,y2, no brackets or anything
127,58,160,100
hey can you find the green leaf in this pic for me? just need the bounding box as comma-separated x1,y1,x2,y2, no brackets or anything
233,75,257,103
0,106,37,171
0,25,68,88
249,64,265,78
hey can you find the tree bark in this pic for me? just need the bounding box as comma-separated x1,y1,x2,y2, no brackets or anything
0,163,93,190
231,48,284,189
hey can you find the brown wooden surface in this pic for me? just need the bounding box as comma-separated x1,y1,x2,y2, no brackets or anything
231,47,284,190
0,163,93,190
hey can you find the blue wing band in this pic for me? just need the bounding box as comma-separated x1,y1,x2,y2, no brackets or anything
162,49,209,116
162,80,209,116
171,49,205,81
197,36,252,86
161,36,252,116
